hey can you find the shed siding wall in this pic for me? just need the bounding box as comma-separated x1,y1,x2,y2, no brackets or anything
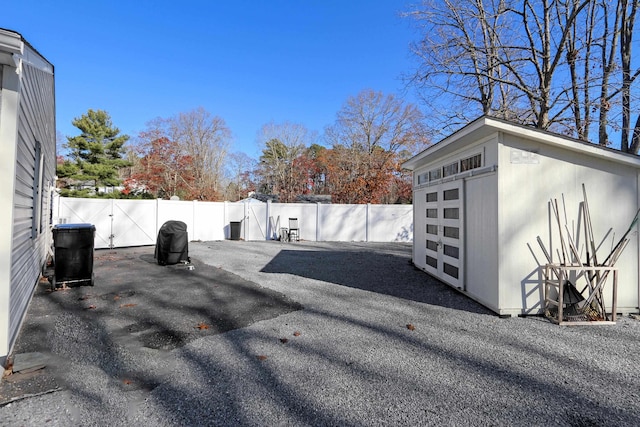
8,58,56,356
464,172,499,310
498,133,639,314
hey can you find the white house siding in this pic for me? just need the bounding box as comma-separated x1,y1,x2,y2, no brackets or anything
0,57,20,365
0,31,55,365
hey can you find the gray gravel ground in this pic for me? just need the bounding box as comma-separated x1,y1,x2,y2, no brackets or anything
2,240,640,426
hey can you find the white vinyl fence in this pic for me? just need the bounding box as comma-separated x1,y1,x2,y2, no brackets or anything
53,196,413,249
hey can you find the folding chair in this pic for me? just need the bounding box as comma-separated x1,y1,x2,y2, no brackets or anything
288,218,300,241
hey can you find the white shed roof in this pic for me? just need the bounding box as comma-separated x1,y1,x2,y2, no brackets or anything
403,116,640,170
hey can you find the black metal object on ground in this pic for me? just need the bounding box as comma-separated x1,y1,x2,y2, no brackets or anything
230,221,241,240
155,220,189,265
52,223,95,289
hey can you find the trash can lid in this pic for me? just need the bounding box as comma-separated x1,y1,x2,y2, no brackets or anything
54,223,96,230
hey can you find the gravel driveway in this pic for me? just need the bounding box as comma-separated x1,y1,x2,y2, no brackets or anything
1,240,639,426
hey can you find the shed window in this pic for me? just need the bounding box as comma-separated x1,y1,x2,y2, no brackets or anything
442,162,458,177
461,153,482,172
426,192,437,202
444,226,459,239
444,208,459,219
427,224,438,235
444,263,459,278
426,240,438,251
443,189,459,201
426,255,438,268
417,172,428,184
444,244,459,259
428,168,441,181
426,208,437,218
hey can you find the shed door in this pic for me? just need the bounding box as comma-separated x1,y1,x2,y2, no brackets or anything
423,180,464,288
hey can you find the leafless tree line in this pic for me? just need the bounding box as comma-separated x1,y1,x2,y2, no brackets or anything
405,0,640,152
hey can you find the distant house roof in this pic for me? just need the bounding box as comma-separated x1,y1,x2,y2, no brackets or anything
295,194,332,204
236,197,265,204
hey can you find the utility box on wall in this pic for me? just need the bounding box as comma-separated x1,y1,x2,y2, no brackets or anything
403,116,640,316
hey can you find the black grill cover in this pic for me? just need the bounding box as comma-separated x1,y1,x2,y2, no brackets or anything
155,220,189,265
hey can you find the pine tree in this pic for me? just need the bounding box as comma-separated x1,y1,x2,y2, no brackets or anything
58,109,130,192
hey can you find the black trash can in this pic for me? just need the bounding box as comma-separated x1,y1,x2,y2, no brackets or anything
155,220,189,265
230,221,242,240
52,223,95,289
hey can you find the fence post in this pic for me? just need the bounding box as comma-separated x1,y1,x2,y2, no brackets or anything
155,199,161,240
192,200,197,240
222,200,231,239
366,203,371,242
266,199,271,240
316,202,321,241
244,201,249,241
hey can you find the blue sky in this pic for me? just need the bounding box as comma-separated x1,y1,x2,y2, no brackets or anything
4,1,421,158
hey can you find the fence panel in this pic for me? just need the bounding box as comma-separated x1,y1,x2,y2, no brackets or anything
193,201,226,241
157,200,194,237
56,198,113,248
112,199,158,248
269,203,318,241
368,205,414,242
318,204,367,241
55,197,413,248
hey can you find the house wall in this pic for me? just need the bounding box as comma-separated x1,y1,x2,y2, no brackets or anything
498,132,640,315
0,37,56,365
0,57,20,365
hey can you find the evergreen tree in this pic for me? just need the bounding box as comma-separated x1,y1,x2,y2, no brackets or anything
58,109,130,191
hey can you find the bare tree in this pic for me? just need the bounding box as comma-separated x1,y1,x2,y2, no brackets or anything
256,122,317,202
620,0,640,152
324,89,428,203
404,0,616,138
224,152,257,201
404,0,518,136
170,107,231,200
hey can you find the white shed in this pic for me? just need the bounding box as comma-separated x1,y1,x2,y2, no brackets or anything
0,29,56,366
403,116,640,317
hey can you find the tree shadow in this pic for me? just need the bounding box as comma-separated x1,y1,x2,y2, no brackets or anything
260,247,493,315
4,245,640,426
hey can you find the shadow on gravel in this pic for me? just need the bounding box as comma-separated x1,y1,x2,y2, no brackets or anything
143,305,639,426
260,248,493,315
1,247,302,406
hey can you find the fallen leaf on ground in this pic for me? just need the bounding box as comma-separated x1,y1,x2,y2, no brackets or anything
123,379,132,385
119,303,137,308
293,331,301,337
87,305,97,310
113,295,121,301
280,338,289,344
256,355,268,361
3,367,12,378
195,322,210,330
406,324,416,331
